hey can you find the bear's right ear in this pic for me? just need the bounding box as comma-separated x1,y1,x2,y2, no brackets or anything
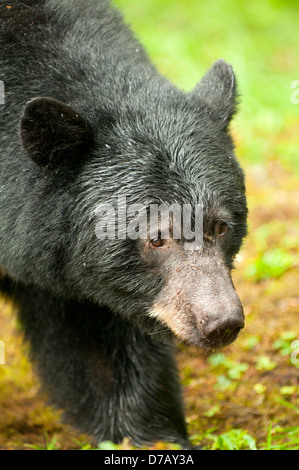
20,97,94,168
191,59,238,130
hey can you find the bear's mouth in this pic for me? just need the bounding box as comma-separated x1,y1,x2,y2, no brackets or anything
184,323,244,350
148,303,244,350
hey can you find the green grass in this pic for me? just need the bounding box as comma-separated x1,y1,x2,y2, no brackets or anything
25,432,59,451
205,424,299,450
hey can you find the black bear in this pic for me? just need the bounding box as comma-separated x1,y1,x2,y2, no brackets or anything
0,0,247,447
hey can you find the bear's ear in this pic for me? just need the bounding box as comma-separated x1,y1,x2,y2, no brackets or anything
191,59,238,130
20,97,94,168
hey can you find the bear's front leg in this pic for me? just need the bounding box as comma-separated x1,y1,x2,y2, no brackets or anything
15,285,189,447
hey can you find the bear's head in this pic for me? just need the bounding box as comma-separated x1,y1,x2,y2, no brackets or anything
20,60,247,350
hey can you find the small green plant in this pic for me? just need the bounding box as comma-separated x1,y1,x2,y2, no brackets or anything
273,331,298,357
208,353,249,390
245,248,294,281
25,432,59,450
207,429,257,450
97,441,122,450
255,355,277,371
263,423,299,450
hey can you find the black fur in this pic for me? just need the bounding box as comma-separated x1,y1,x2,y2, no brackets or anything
0,0,247,446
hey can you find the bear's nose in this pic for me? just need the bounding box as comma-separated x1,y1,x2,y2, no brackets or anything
202,306,245,347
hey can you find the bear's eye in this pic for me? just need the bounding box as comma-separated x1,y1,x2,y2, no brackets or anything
215,221,229,239
150,238,165,248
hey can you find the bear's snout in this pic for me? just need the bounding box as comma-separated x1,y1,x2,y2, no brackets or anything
200,304,245,348
149,253,245,349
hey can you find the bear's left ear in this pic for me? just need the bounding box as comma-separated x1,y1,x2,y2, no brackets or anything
20,97,94,168
191,59,238,130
